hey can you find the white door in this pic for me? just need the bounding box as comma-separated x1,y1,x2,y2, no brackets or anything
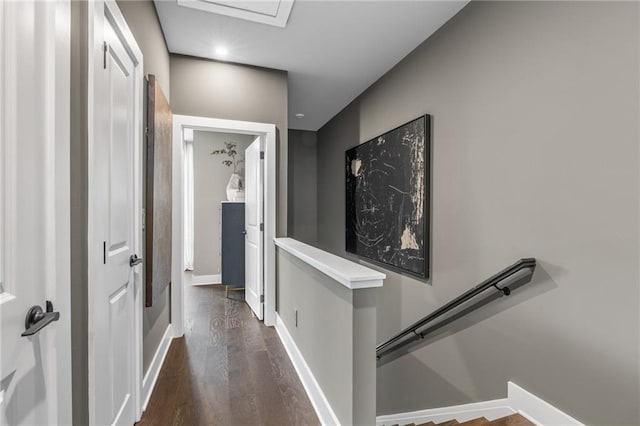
90,6,141,425
0,0,72,425
245,137,264,319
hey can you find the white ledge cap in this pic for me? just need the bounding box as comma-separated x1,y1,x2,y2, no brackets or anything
274,238,385,289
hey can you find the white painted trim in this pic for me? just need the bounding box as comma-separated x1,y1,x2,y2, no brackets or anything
172,114,278,339
53,1,73,423
275,314,340,426
375,382,585,426
376,399,513,426
86,0,97,418
128,0,145,416
274,238,385,289
508,382,584,426
190,273,222,285
141,325,174,411
263,120,277,327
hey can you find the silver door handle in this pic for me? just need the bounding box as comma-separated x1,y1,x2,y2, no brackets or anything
129,254,143,267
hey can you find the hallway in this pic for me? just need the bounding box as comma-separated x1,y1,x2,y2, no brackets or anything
137,284,320,425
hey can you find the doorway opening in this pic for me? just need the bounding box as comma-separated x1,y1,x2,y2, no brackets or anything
172,115,277,338
183,129,256,289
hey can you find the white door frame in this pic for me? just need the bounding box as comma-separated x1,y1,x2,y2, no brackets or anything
244,136,265,320
52,2,73,421
171,114,277,334
87,0,145,421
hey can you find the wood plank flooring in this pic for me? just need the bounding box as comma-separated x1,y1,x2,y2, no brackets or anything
137,284,320,426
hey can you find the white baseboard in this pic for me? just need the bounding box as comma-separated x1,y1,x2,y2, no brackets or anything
141,324,174,411
508,382,584,426
376,398,513,426
376,381,584,426
274,314,340,426
190,273,221,285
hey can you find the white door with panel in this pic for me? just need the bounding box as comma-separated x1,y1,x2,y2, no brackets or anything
90,3,142,425
0,0,72,425
245,137,264,319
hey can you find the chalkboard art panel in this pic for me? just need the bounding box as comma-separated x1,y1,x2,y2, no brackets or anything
345,115,430,280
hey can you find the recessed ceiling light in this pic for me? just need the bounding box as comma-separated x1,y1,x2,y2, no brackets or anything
295,113,305,119
215,46,228,57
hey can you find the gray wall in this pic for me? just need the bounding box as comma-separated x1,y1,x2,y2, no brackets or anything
170,54,288,236
193,131,254,276
288,129,318,244
316,2,640,425
117,0,170,100
70,2,89,423
118,0,172,375
277,248,377,426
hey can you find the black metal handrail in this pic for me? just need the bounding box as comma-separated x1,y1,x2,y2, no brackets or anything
376,258,537,360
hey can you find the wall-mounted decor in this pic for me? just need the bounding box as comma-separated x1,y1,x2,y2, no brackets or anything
345,115,430,279
145,75,173,306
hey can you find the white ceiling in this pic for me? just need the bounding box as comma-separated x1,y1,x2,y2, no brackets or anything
154,0,468,131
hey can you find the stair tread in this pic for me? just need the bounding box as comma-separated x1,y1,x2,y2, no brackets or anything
405,413,533,426
458,417,489,426
487,414,534,426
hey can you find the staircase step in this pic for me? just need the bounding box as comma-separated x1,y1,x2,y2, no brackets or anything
459,417,489,426
487,413,534,426
399,413,533,426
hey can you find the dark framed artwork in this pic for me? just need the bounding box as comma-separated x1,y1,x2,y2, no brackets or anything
145,75,173,307
345,115,430,280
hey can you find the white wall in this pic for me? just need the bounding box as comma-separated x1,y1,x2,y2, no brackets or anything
192,131,254,276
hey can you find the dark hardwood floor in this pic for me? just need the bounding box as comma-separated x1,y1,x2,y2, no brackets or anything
137,284,320,426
